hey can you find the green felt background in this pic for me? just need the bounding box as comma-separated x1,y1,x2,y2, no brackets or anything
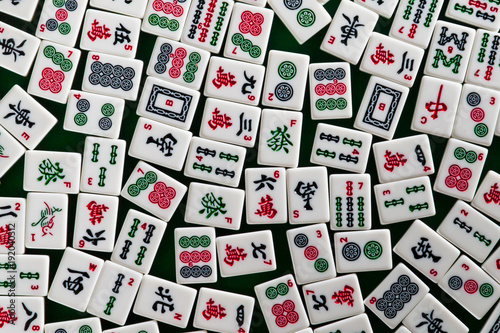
0,0,499,332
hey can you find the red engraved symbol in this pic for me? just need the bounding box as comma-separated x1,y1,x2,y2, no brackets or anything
0,224,13,249
464,279,479,294
314,80,346,96
445,164,472,192
179,250,211,266
383,150,407,172
271,300,299,328
425,84,447,120
55,8,68,21
470,108,485,122
152,0,184,17
86,201,109,225
202,298,226,320
255,195,277,219
346,181,353,196
223,244,247,266
331,285,355,307
169,47,187,79
239,10,264,36
484,183,500,204
468,0,487,9
304,246,319,260
408,23,417,38
39,68,64,94
370,43,395,65
496,258,500,269
148,182,176,209
0,306,17,327
485,66,493,81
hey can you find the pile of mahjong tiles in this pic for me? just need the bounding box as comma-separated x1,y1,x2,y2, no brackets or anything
1,0,500,332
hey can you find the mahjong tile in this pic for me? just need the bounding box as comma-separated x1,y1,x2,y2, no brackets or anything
472,170,500,221
445,0,500,31
0,21,41,76
90,0,148,18
0,125,25,179
142,0,193,40
0,197,25,254
465,29,500,90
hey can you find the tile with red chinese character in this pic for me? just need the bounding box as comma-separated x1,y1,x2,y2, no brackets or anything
0,197,25,254
0,254,49,296
23,150,82,194
394,219,460,283
452,84,500,146
174,227,217,284
216,230,276,277
473,170,500,222
258,109,303,168
204,57,265,106
121,161,187,222
437,200,499,263
25,192,68,250
311,123,373,173
80,9,141,58
48,247,104,312
372,134,434,183
102,321,159,333
411,76,462,138
286,224,336,285
44,317,102,333
0,21,41,76
200,98,261,148
438,255,500,319
320,1,378,65
433,138,488,201
287,167,329,224
314,313,373,333
73,193,119,252
193,287,254,333
90,0,148,18
254,274,309,333
141,0,193,40
0,85,57,150
133,275,197,328
0,296,44,333
375,176,435,225
245,167,287,224
302,274,364,324
180,0,235,53
185,182,245,230
423,21,476,83
0,125,25,179
445,0,500,31
466,30,500,91
360,33,424,87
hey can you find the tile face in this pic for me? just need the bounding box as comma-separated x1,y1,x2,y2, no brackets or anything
121,161,187,221
311,123,372,173
480,300,500,333
0,1,38,21
185,182,245,230
87,261,143,325
364,263,430,329
180,0,234,53
313,313,373,333
25,192,68,250
334,229,392,273
389,0,445,48
373,134,435,183
287,167,329,224
309,62,352,119
204,56,265,106
433,138,488,201
395,327,411,333
438,255,500,319
0,85,57,149
48,247,104,312
452,84,500,146
200,98,261,148
482,245,500,284
82,51,144,101
394,219,460,283
303,274,363,324
0,297,44,332
223,3,273,65
354,76,409,140
466,30,500,90
403,294,468,333
375,176,436,225
216,230,276,277
245,167,287,224
103,321,159,333
0,22,41,76
254,274,309,333
111,209,167,274
64,90,125,139
0,254,49,296
174,227,217,284
0,125,25,179
184,137,247,187
44,317,102,333
423,21,476,82
287,224,336,285
24,150,82,194
129,117,192,171
193,287,254,333
258,109,303,168
354,0,399,18
147,36,211,90
73,193,119,252
142,0,193,40
133,275,197,328
0,197,25,254
360,33,424,87
438,200,500,263
320,1,378,65
36,0,89,47
80,9,141,58
445,0,500,31
90,0,148,18
473,170,500,221
330,173,371,231
80,136,127,196
261,50,310,110
267,0,331,45
136,76,201,130
411,75,462,138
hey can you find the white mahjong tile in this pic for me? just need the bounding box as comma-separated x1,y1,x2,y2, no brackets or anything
142,0,193,40
0,125,25,179
90,0,148,18
465,29,500,90
0,21,41,76
313,313,373,333
445,0,500,31
0,197,25,254
473,170,500,221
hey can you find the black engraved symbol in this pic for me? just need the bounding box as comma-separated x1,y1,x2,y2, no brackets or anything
236,304,244,327
82,229,106,246
146,133,177,157
414,145,426,166
63,268,90,295
283,0,302,10
254,174,276,191
375,275,419,319
152,286,174,313
295,181,318,210
113,24,131,45
4,101,35,128
145,84,193,122
362,83,402,130
275,82,293,101
0,38,26,61
437,26,469,50
448,276,463,290
251,242,267,259
144,224,156,244
241,71,256,95
294,233,308,247
22,302,37,331
312,294,328,311
89,61,135,91
411,237,441,262
340,14,364,46
417,310,446,332
120,239,132,259
154,43,172,74
396,51,414,75
466,92,481,106
342,242,361,261
112,273,125,293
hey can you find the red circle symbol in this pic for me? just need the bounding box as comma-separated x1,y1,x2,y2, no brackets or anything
304,246,319,260
55,9,68,21
470,108,485,122
464,279,478,294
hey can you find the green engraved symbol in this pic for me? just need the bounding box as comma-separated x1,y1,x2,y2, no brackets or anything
384,198,404,207
136,177,149,190
409,203,429,212
363,241,382,260
74,113,87,126
267,125,293,153
79,325,93,333
52,52,64,65
454,147,466,160
199,192,227,218
0,263,15,270
145,171,158,184
465,150,477,163
61,59,73,72
179,236,190,248
19,272,39,279
135,246,147,265
199,235,211,247
43,45,56,58
58,22,71,35
342,138,362,147
432,49,462,74
316,148,336,159
276,282,289,295
241,39,252,52
53,0,65,7
314,258,328,272
101,103,115,116
406,185,425,194
189,52,201,63
297,8,316,27
109,145,118,165
104,296,116,315
0,281,13,288
183,72,195,83
480,283,494,297
231,33,244,46
474,123,488,137
265,286,278,299
98,167,107,187
278,61,297,80
189,235,200,248
193,163,213,173
219,152,238,162
91,143,100,163
128,218,140,238
37,158,65,185
127,184,140,197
